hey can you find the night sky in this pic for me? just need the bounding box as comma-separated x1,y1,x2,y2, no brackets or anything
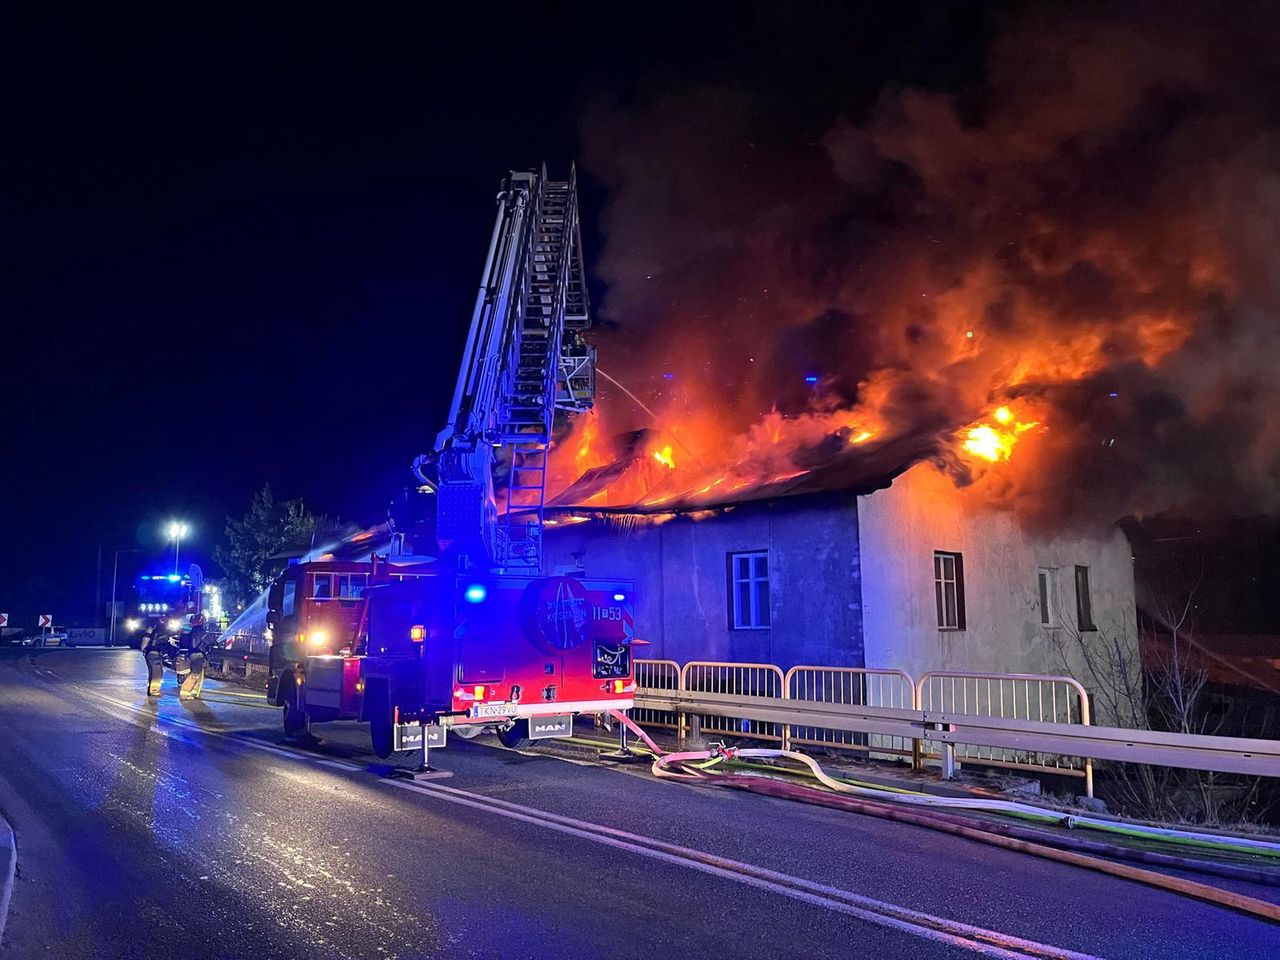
2,3,998,620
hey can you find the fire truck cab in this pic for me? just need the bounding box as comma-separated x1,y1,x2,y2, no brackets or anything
268,561,635,755
264,557,427,727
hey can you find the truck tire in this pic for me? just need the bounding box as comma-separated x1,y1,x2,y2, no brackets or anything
281,674,309,738
497,719,533,750
365,682,395,758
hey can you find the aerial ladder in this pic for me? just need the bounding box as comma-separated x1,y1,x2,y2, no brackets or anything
269,166,634,758
416,165,595,572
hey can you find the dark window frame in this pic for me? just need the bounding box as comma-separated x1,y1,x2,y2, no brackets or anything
934,551,967,631
727,550,771,630
1037,567,1057,627
335,572,368,600
1074,565,1097,631
311,573,334,601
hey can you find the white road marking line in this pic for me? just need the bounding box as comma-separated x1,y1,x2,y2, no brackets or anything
65,682,1098,960
384,777,1102,960
314,759,358,771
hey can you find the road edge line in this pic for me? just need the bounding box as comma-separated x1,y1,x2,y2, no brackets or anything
0,811,16,948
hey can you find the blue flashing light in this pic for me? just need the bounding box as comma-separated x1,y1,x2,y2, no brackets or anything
662,372,674,380
1108,392,1119,398
612,592,627,602
168,574,181,582
464,583,487,604
804,375,819,384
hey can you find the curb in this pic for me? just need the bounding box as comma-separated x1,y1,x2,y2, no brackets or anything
0,812,14,948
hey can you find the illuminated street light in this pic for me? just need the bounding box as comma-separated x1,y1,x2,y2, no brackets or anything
167,521,190,574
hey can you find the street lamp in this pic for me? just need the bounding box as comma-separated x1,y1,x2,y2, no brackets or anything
109,548,141,646
167,521,190,574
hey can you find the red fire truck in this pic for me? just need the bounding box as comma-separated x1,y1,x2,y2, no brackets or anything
269,565,635,753
266,167,635,757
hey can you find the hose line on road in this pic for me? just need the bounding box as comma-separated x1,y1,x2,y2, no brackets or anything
607,711,1280,858
606,711,1280,925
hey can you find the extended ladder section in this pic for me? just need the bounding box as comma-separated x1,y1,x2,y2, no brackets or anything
431,166,594,573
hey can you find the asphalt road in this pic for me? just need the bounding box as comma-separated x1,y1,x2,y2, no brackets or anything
0,649,1276,960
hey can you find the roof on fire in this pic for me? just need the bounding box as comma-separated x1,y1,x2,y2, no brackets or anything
545,429,942,517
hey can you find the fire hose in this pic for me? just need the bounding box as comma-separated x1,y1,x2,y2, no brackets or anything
605,710,1280,924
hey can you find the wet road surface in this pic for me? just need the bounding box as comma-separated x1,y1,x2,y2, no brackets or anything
0,649,1277,959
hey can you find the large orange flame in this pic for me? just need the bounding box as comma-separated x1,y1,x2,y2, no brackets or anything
961,407,1041,463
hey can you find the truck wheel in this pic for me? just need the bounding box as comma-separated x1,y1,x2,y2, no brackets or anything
366,682,395,758
497,719,533,750
281,675,309,738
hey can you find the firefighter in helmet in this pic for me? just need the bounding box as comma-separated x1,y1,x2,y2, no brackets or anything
142,612,208,699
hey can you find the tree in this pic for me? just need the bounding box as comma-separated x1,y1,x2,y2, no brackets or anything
1050,585,1273,825
214,484,331,609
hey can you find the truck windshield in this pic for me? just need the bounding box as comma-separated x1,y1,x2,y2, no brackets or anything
138,578,188,605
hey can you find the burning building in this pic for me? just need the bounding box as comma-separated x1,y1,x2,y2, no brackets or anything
529,2,1280,686
542,445,1136,682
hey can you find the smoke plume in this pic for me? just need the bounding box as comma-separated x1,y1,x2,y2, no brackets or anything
571,2,1280,527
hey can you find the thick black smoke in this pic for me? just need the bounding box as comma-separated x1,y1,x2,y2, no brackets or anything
579,2,1280,526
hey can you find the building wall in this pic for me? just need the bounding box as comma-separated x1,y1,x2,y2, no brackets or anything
856,463,1137,696
543,492,865,669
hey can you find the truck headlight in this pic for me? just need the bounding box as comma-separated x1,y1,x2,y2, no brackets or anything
167,618,182,632
124,618,141,632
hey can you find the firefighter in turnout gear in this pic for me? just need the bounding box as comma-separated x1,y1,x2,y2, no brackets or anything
142,612,208,698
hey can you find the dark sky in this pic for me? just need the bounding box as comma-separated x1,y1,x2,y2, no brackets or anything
1,2,997,620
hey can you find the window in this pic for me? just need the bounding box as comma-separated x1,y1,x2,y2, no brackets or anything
933,551,966,630
1075,565,1096,631
336,573,368,599
281,581,297,617
729,551,770,629
312,573,333,600
1037,568,1057,627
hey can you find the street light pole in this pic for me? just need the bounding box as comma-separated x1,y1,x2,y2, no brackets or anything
167,521,190,575
109,548,140,647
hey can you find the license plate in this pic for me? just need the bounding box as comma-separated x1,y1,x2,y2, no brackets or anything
473,701,514,718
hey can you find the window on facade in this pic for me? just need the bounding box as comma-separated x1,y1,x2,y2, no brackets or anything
934,551,966,630
312,573,333,600
1037,568,1057,627
729,551,770,629
336,573,368,599
1075,565,1096,631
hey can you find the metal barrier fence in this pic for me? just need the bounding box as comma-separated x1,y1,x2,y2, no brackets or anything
683,661,786,743
784,666,916,760
632,659,1099,794
631,659,682,733
916,672,1093,793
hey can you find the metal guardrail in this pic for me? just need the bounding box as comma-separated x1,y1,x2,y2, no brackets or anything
202,651,1280,787
785,666,916,760
633,659,1280,796
917,672,1093,794
631,659,681,733
683,661,785,743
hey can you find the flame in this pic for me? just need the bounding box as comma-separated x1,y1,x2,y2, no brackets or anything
962,407,1041,463
651,444,676,469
